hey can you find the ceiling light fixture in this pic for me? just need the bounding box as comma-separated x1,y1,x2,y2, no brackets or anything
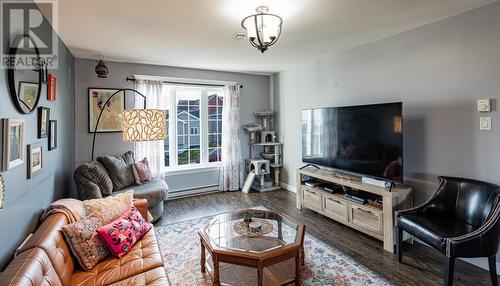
241,6,283,53
95,55,109,78
232,32,247,40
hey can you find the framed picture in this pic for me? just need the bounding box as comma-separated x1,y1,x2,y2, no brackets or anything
48,120,57,151
27,143,43,179
18,82,39,110
0,174,4,209
88,88,125,133
2,118,24,171
42,63,48,84
47,74,56,101
38,107,50,138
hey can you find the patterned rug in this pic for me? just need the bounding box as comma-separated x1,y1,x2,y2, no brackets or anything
155,211,391,286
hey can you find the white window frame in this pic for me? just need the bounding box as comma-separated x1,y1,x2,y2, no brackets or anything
165,85,224,170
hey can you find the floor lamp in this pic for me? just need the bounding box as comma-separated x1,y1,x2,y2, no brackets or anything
90,88,167,161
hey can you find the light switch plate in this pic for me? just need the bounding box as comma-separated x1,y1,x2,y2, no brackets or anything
480,117,492,130
478,99,491,112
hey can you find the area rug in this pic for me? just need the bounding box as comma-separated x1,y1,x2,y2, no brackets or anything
155,211,391,286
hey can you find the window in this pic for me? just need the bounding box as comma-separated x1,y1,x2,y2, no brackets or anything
176,89,201,166
163,85,224,169
208,93,223,163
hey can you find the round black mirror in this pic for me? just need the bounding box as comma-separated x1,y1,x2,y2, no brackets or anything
6,34,43,114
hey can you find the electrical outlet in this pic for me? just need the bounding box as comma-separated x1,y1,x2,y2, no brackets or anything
480,117,492,131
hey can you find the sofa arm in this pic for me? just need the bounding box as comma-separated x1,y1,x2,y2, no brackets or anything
73,162,113,200
75,179,103,200
133,199,153,222
74,176,103,200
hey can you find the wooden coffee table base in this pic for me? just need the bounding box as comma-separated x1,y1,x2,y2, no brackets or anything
198,210,305,286
202,253,300,286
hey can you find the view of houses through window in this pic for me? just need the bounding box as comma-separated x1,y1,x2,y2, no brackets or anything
164,85,224,168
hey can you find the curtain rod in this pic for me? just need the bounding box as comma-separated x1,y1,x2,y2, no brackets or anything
125,77,243,88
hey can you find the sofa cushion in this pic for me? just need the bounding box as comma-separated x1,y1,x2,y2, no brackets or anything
118,178,167,207
132,157,152,185
70,229,164,286
97,151,135,191
108,267,170,286
84,191,133,224
62,217,110,271
97,205,152,258
398,213,475,252
75,162,113,196
0,248,63,286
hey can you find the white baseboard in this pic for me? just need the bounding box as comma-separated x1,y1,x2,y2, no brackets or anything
280,182,296,193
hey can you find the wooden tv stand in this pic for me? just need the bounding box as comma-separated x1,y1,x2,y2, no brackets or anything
296,167,412,253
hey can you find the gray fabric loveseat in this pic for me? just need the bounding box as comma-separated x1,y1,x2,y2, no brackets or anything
73,151,167,222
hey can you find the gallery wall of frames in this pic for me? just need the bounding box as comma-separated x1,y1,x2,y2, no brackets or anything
0,35,75,271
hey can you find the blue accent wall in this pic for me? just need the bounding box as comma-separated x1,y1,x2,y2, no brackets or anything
0,0,75,270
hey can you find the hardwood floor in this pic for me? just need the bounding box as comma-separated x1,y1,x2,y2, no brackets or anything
160,189,496,286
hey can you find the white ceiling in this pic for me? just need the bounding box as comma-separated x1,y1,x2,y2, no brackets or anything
42,0,496,74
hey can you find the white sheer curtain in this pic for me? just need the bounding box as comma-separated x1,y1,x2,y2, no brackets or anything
219,85,243,191
133,80,169,181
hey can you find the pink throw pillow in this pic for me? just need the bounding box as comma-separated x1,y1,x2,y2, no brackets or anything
132,157,152,185
96,205,152,257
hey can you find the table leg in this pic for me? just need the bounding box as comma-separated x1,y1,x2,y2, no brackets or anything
278,218,283,241
212,255,220,286
200,238,206,273
257,266,263,286
301,246,305,266
295,255,302,285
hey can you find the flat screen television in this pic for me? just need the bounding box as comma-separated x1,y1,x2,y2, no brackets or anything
302,102,403,182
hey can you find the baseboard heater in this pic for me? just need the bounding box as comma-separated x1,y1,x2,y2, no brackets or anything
167,185,219,199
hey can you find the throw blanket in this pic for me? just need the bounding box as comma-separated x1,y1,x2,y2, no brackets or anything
41,198,85,223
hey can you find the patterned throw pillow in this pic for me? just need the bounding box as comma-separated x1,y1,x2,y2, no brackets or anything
96,205,152,258
132,157,152,185
62,217,110,271
84,191,133,224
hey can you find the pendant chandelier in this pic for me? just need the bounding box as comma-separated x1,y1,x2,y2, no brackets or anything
95,56,109,78
241,6,283,53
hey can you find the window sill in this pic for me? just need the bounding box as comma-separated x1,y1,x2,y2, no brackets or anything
165,164,221,176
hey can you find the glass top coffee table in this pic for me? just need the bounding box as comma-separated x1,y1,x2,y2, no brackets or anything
198,209,305,286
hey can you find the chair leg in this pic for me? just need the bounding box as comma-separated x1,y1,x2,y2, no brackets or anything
396,226,403,263
444,256,455,286
489,255,498,286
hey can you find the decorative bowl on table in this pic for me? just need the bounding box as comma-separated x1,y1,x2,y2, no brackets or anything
234,219,273,237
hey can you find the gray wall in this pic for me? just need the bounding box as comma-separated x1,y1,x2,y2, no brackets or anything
273,2,500,268
74,59,270,192
0,10,75,270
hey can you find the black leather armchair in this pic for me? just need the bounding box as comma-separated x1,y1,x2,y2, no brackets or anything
396,176,500,286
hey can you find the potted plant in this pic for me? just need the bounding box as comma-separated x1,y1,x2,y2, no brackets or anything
244,210,255,223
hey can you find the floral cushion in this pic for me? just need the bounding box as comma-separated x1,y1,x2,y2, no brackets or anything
132,157,152,185
84,191,133,224
62,217,110,271
96,205,152,257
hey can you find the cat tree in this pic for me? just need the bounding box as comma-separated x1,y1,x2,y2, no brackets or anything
242,111,283,192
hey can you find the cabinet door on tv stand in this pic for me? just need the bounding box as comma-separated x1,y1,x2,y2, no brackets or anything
302,186,322,212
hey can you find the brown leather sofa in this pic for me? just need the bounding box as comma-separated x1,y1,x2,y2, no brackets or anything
0,200,170,286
